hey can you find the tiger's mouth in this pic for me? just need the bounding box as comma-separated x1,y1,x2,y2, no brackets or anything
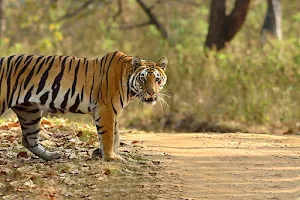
143,97,158,104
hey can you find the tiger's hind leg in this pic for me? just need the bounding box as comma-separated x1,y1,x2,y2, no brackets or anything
12,103,61,161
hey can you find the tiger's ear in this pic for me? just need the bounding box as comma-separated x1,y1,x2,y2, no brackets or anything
132,56,142,70
157,57,168,70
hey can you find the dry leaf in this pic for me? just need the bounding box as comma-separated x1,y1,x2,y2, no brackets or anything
76,131,83,137
0,122,20,130
41,118,53,126
30,175,37,181
17,152,28,158
16,187,25,192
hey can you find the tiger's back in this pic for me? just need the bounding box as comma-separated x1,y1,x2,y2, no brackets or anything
2,54,100,115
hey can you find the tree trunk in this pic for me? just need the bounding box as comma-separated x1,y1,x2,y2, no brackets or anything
261,0,282,42
205,0,251,50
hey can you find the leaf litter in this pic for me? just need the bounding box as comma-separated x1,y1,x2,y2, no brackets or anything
0,117,179,200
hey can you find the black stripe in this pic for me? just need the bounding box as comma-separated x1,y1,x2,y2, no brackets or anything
120,62,125,101
105,51,118,100
24,117,41,126
24,56,44,89
58,109,65,113
98,131,107,135
127,77,131,100
1,102,5,115
26,129,40,135
13,55,25,75
85,59,89,76
37,56,56,94
95,117,101,121
112,100,117,115
45,55,52,64
13,106,28,111
0,57,4,69
50,56,67,108
117,54,125,64
119,93,124,108
36,56,47,74
68,57,74,72
5,55,15,76
24,85,34,103
26,109,40,113
8,56,34,107
71,59,80,97
99,54,108,101
21,126,28,131
50,105,57,113
61,89,70,109
40,91,49,105
21,102,32,107
75,110,83,114
80,87,84,101
6,61,14,107
17,115,26,121
89,73,95,104
96,125,104,130
69,94,81,113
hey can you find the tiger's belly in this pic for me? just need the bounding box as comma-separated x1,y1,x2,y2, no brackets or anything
10,90,95,116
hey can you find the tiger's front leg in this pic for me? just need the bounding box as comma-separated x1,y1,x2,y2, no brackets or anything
93,110,121,161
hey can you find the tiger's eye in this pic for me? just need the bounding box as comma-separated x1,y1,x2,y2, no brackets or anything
140,76,145,82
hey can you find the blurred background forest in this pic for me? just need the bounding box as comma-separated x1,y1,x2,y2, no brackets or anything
0,0,299,133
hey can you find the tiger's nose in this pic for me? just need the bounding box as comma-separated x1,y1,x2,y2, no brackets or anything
147,90,155,96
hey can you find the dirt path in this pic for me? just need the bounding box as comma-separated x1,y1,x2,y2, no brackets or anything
124,132,300,200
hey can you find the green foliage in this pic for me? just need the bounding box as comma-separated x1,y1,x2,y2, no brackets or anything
0,0,299,130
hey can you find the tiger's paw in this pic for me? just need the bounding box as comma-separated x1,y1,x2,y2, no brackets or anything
92,148,126,162
104,154,126,163
40,151,61,161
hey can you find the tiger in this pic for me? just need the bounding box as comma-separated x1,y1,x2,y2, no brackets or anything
0,51,168,161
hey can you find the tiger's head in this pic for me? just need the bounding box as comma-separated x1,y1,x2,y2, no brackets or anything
129,56,168,105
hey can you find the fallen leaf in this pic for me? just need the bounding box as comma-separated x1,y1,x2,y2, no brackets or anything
0,122,20,130
76,131,83,137
132,140,139,144
70,170,79,175
17,152,28,158
16,187,25,192
30,175,36,180
41,118,53,126
104,169,111,175
45,171,58,177
24,180,36,188
0,170,7,175
56,142,65,147
152,161,161,165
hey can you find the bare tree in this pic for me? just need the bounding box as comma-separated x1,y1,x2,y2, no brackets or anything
121,0,168,39
205,0,251,50
261,0,282,42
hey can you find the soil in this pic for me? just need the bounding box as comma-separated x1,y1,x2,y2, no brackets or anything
1,128,300,200
128,132,300,200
